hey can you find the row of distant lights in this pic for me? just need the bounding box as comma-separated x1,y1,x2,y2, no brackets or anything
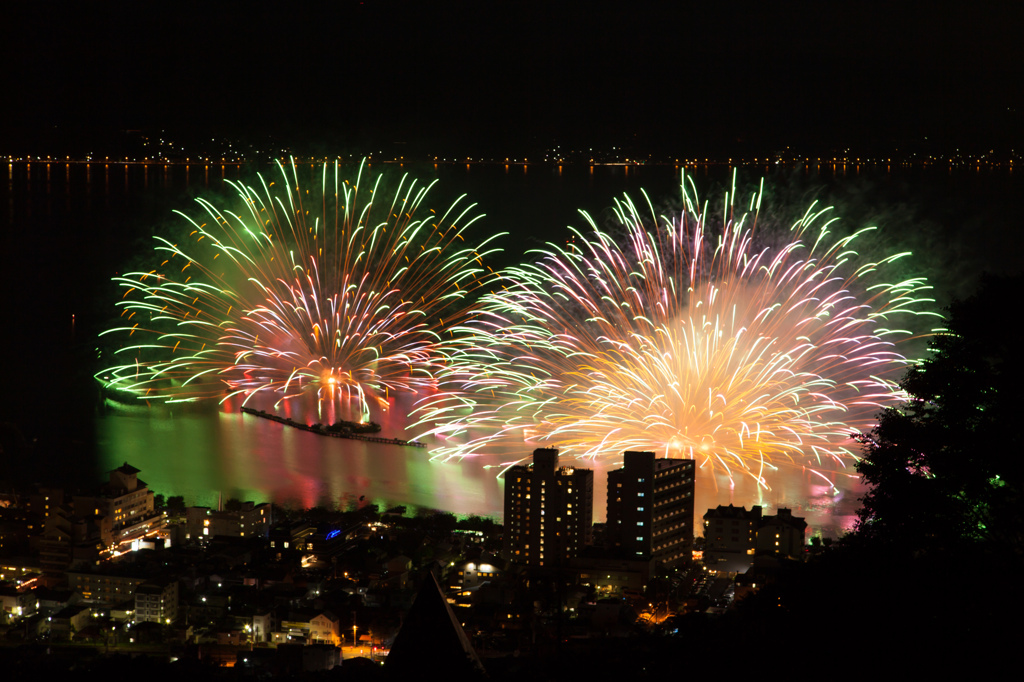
6,156,1016,169
289,152,1020,165
3,155,243,163
5,150,1018,165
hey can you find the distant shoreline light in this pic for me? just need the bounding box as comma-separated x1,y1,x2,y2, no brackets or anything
3,154,1018,168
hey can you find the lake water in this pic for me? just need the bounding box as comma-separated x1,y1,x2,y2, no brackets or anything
4,159,1020,538
93,391,867,537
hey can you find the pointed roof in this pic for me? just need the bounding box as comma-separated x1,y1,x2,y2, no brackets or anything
385,572,484,678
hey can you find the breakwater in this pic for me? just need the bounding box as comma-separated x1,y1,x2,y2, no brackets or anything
240,406,427,448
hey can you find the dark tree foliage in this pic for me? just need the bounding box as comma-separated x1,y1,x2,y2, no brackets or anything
853,273,1024,558
741,274,1024,669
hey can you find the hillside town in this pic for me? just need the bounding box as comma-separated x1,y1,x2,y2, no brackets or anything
0,454,811,677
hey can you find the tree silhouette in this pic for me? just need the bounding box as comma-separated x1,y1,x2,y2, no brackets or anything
854,273,1024,558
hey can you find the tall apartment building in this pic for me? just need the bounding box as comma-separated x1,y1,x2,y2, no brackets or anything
503,449,593,567
606,451,695,570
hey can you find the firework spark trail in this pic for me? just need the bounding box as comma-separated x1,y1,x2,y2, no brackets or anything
414,174,938,487
98,160,503,416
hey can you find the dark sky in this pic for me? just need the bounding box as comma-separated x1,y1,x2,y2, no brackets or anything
4,0,1023,155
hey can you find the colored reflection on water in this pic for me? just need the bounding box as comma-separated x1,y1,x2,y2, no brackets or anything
96,393,504,517
96,392,864,538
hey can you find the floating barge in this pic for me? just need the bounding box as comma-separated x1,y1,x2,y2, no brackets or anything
240,406,426,448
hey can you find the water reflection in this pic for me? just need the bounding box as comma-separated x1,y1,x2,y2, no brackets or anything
96,393,502,517
95,393,864,539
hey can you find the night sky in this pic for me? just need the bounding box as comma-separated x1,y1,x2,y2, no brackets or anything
5,1,1023,156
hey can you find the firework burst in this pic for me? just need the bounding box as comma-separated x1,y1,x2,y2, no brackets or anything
99,160,501,415
415,174,937,486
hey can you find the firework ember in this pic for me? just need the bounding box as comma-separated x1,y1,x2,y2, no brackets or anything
415,175,937,486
